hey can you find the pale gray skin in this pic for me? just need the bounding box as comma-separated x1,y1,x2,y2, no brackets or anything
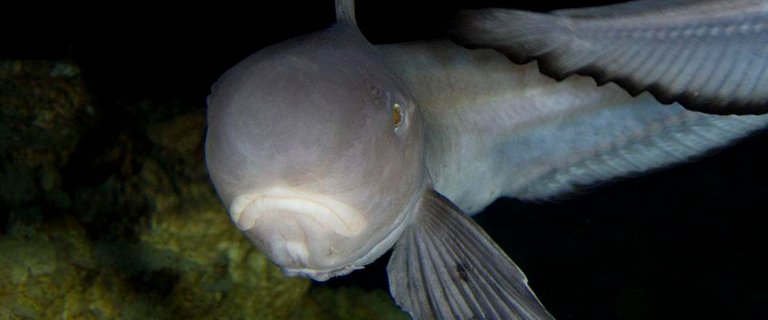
205,1,768,319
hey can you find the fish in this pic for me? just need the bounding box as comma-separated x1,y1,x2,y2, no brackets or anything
453,0,768,115
203,1,768,319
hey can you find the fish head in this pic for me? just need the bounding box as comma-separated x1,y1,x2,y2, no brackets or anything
204,25,428,281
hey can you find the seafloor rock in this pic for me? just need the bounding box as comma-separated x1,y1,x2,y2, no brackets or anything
0,61,88,169
0,60,92,231
0,61,405,319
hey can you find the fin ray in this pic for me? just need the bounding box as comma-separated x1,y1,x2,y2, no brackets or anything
387,190,553,319
454,1,768,114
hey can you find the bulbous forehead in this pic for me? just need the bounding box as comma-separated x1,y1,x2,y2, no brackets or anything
211,53,374,120
205,30,418,207
206,34,406,151
214,31,406,107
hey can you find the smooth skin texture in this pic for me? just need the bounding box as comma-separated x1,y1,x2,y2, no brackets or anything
205,1,768,318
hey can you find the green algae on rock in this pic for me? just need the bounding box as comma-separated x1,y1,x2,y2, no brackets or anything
0,61,93,231
300,286,410,320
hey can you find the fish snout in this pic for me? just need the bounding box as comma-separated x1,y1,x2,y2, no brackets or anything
229,187,368,280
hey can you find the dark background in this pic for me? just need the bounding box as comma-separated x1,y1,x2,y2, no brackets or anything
7,1,767,319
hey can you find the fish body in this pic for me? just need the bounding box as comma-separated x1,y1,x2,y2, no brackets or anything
205,1,768,318
384,40,768,213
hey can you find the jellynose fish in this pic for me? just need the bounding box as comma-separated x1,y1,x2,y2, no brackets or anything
205,1,768,319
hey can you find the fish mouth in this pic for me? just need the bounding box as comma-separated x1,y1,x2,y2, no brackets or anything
229,188,368,274
229,187,368,237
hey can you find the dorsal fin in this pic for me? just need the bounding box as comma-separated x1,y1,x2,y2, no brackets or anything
454,1,768,114
336,0,357,27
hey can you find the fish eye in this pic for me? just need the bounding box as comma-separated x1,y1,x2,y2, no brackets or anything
393,102,406,136
393,103,402,129
370,85,407,137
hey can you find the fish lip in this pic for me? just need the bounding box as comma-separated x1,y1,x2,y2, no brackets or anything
229,187,368,238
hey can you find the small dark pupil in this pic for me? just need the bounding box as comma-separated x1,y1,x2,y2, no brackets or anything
393,103,402,129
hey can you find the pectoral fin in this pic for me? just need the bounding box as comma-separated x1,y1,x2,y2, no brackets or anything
454,1,768,115
387,189,553,320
